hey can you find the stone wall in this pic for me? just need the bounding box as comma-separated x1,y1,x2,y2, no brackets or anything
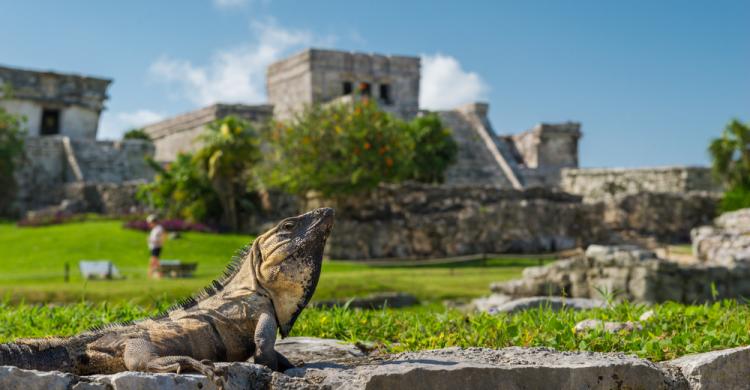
13,136,153,214
561,166,721,202
306,183,611,260
605,191,719,242
492,245,750,304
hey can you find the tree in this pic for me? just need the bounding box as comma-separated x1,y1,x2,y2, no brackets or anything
0,106,26,215
262,100,457,197
708,119,750,212
194,116,261,230
406,113,458,183
123,128,151,141
262,100,414,197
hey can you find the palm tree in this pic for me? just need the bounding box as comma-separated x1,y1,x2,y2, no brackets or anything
708,119,750,189
195,116,261,231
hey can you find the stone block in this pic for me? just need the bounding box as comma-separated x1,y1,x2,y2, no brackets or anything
667,346,750,390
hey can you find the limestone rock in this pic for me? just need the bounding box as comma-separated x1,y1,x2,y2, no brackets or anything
639,310,655,322
667,346,750,390
474,296,606,314
0,365,74,390
276,337,365,364
574,319,643,334
313,292,418,310
288,347,686,390
692,208,750,267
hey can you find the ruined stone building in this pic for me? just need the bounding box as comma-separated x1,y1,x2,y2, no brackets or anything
144,48,582,189
0,65,154,215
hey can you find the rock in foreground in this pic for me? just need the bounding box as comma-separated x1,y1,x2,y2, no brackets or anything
2,339,749,389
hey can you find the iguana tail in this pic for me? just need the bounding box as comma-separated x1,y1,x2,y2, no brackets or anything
0,339,74,372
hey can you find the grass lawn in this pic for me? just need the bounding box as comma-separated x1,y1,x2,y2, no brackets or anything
0,220,547,305
1,300,748,362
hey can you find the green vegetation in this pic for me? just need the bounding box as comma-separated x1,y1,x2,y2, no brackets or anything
122,128,151,141
138,116,261,228
1,300,749,362
263,100,457,197
0,220,537,305
708,118,750,212
0,104,26,215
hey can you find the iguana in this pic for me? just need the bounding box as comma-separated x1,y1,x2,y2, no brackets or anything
0,207,334,386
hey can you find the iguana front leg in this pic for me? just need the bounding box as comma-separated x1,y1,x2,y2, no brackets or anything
123,338,226,388
253,311,294,371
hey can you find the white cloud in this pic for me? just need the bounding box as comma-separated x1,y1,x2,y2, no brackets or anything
419,54,489,110
98,109,164,140
213,0,249,9
149,20,332,107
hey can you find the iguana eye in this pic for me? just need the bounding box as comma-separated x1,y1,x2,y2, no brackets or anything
281,221,295,231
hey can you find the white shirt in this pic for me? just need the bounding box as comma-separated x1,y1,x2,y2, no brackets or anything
148,225,164,250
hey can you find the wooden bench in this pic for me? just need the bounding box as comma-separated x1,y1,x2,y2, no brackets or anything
158,260,198,278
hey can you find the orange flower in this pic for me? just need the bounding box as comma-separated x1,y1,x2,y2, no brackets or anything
378,146,386,155
364,142,371,150
385,157,393,167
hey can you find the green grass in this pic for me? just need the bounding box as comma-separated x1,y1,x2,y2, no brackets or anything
1,300,748,362
0,221,543,305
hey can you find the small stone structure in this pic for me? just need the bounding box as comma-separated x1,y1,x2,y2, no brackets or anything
143,103,273,162
0,65,111,139
2,338,749,389
267,48,421,121
492,245,750,304
0,64,154,216
692,208,750,266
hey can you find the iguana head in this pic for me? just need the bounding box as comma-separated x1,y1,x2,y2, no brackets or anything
251,207,334,337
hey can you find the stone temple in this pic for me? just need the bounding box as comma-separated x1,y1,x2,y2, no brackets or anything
1,48,719,217
144,48,582,189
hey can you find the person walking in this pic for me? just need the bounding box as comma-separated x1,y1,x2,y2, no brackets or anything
147,214,165,279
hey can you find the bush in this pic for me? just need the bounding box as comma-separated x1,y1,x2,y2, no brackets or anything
123,128,151,141
263,100,457,197
137,153,220,223
407,113,458,183
719,185,750,213
137,116,261,230
123,219,216,233
0,106,26,215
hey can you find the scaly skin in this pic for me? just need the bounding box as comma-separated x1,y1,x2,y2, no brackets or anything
0,208,334,386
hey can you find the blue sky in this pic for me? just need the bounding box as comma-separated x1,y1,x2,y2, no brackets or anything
1,0,748,168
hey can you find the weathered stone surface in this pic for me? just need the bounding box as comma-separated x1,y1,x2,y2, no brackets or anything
473,296,607,314
0,365,74,390
8,343,750,389
276,337,365,364
313,292,419,310
667,346,750,390
289,347,687,390
574,319,643,334
692,208,750,267
492,244,750,304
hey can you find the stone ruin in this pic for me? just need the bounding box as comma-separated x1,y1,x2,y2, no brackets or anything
492,244,750,304
0,64,154,217
692,207,750,267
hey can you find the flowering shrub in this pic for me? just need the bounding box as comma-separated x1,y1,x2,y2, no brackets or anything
122,219,216,233
262,100,457,196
